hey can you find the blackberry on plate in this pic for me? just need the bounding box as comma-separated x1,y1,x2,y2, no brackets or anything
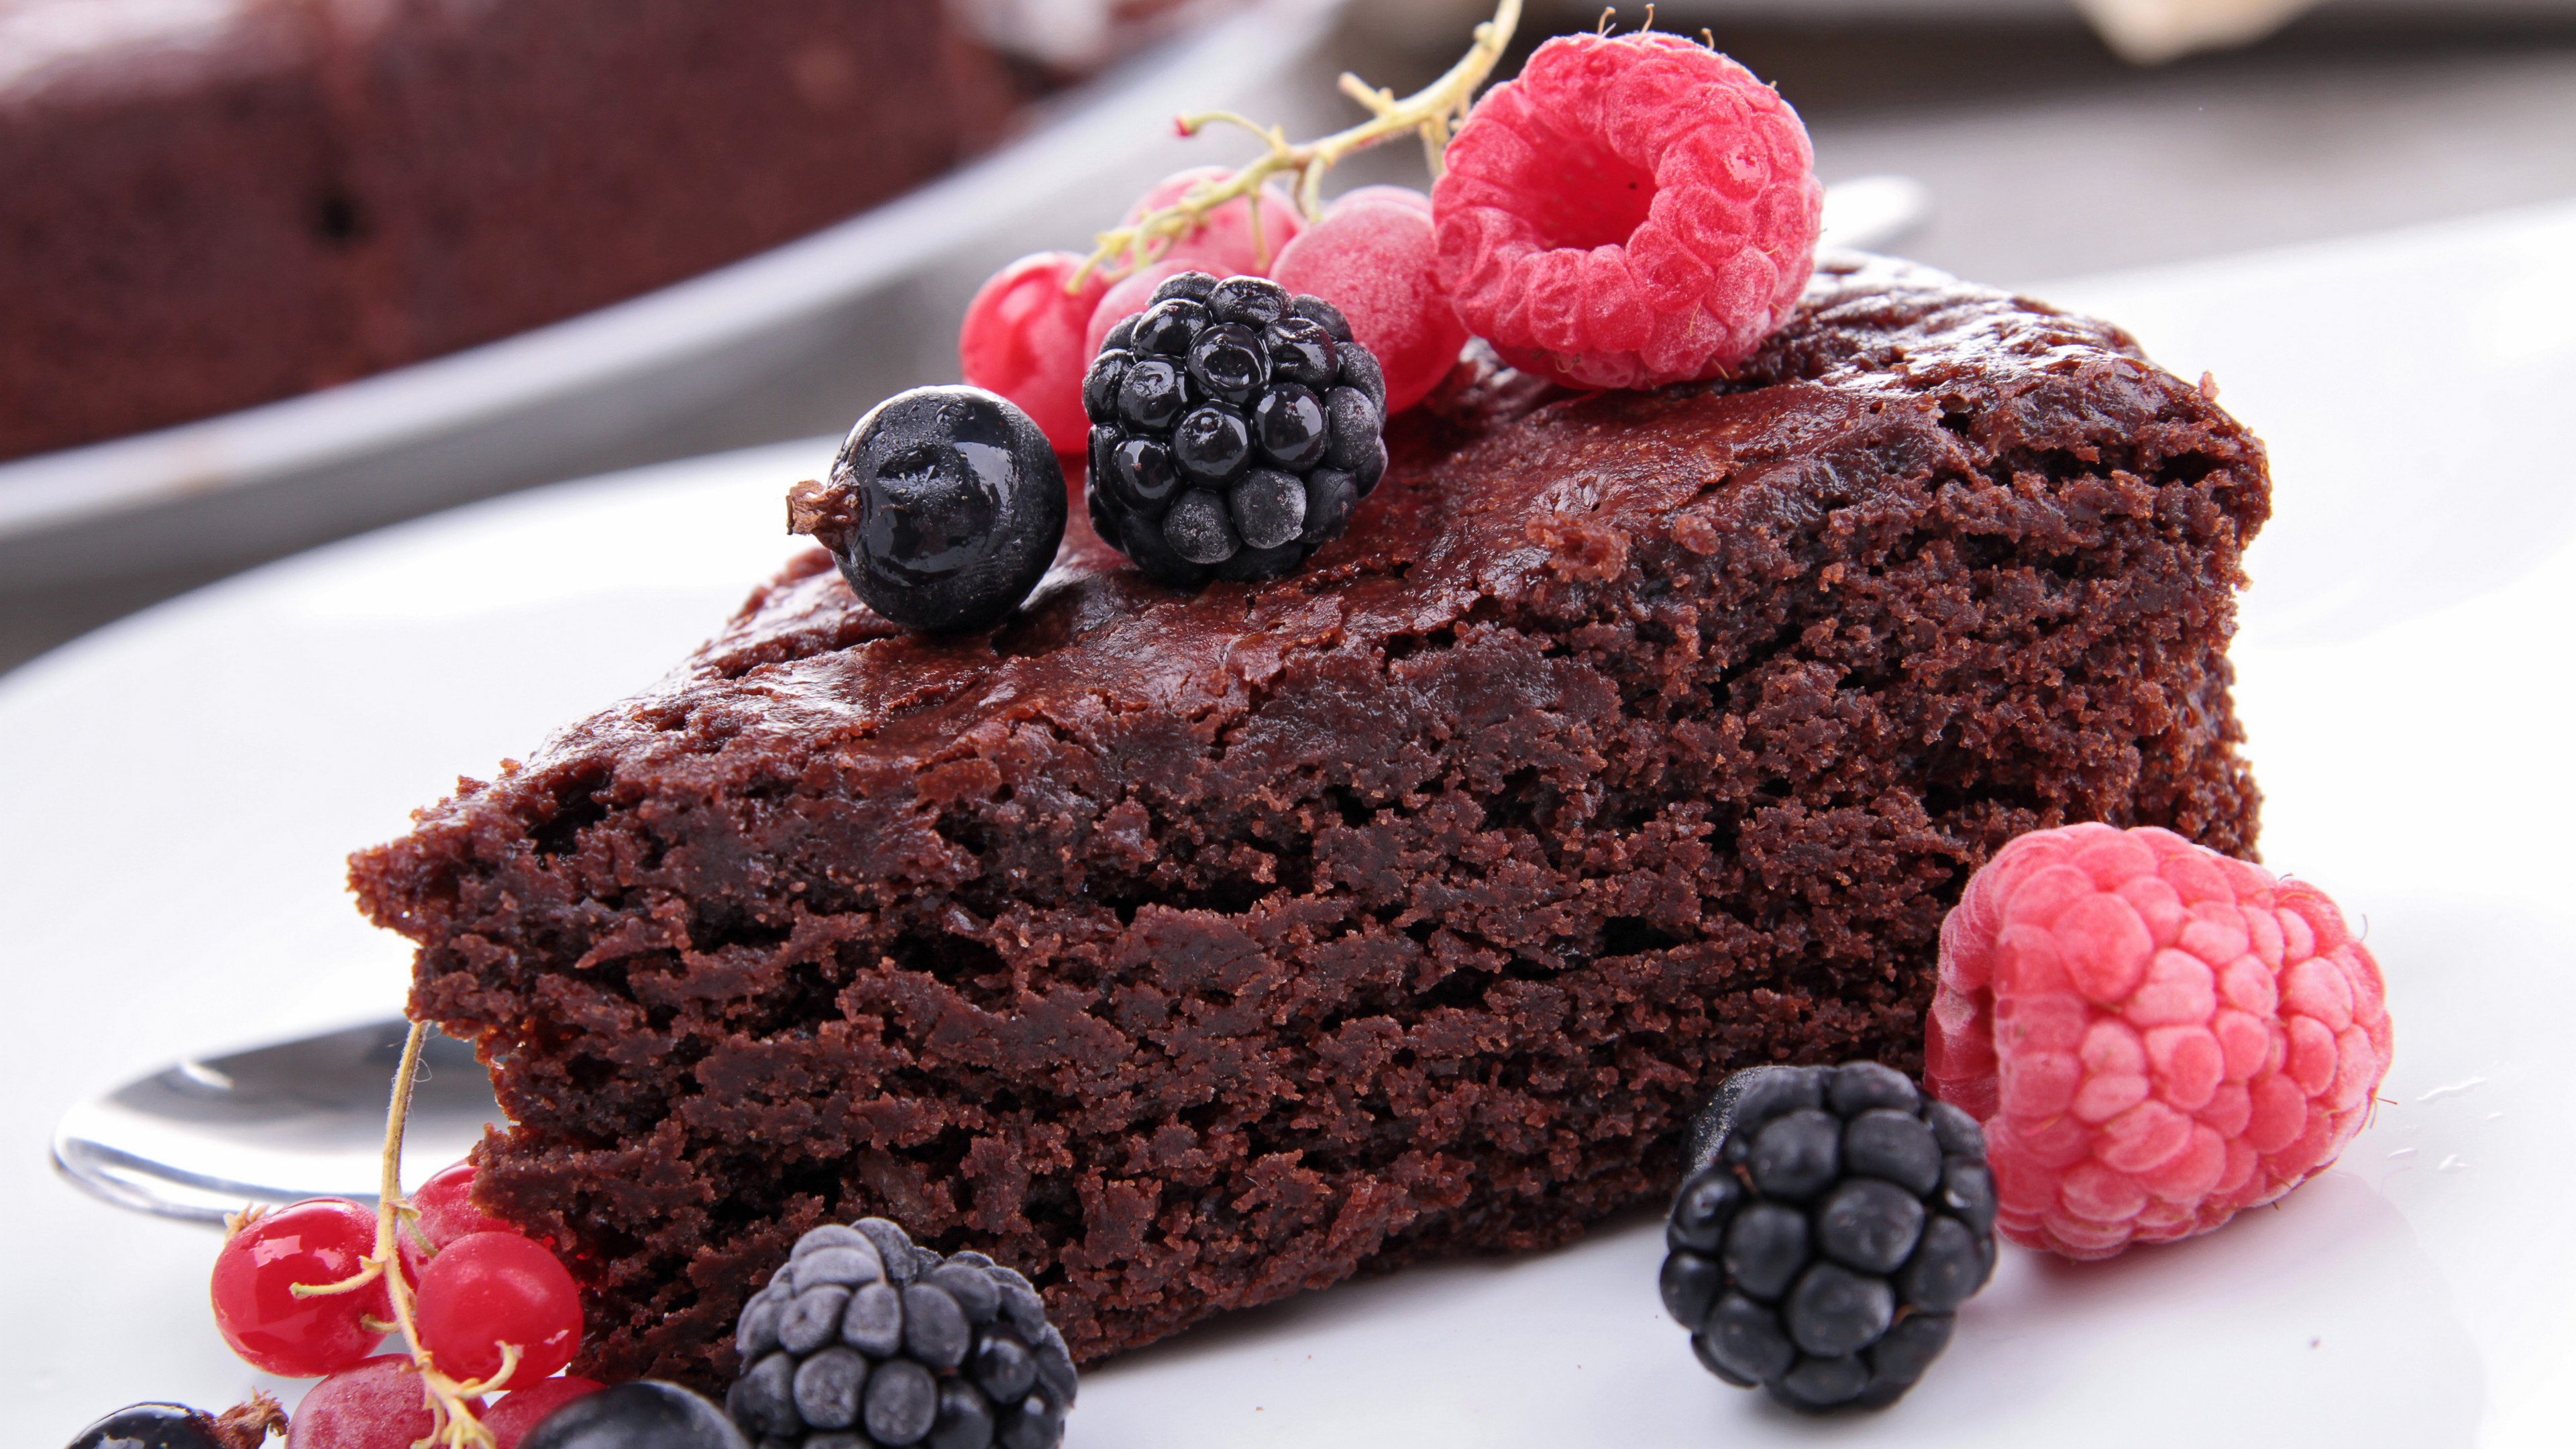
1659,1062,1998,1412
787,386,1067,635
727,1218,1077,1449
1081,272,1387,587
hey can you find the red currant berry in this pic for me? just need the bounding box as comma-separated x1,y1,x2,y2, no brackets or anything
481,1376,605,1449
415,1232,584,1386
1328,183,1434,215
1120,165,1303,276
1079,258,1194,361
396,1159,519,1281
290,1355,482,1449
1273,195,1470,415
959,250,1108,455
209,1198,389,1377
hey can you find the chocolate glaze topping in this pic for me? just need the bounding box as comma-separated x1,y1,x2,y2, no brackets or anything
352,255,2267,1386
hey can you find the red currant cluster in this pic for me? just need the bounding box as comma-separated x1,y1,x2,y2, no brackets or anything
207,1161,593,1449
959,172,1466,462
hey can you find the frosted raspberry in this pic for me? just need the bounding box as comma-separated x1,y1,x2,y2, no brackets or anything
1926,824,2394,1260
1272,190,1470,415
1432,32,1821,390
959,251,1108,455
1120,165,1303,278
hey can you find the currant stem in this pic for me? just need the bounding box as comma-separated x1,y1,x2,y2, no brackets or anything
372,1020,498,1449
1071,0,1519,288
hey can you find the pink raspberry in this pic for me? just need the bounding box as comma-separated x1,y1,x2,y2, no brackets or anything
1432,32,1821,391
1926,824,2394,1260
1273,189,1471,415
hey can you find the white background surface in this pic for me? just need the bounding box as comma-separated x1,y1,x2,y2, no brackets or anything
3,201,2571,1444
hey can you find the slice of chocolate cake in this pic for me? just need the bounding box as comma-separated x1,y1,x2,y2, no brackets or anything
350,254,2268,1387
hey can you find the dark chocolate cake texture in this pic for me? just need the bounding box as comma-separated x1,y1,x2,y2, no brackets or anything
351,254,2269,1387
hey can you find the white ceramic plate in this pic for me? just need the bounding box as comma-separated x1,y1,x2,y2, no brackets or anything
4,201,2572,1446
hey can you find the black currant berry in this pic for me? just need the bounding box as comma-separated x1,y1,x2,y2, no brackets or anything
788,386,1066,634
65,1405,219,1449
1660,1062,1996,1412
524,1381,749,1449
1080,272,1387,587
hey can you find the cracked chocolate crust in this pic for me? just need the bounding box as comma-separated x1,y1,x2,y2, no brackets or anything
350,254,2268,1387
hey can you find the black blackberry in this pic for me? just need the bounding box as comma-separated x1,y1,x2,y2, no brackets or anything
1658,1063,1998,1412
727,1218,1077,1449
1081,272,1387,587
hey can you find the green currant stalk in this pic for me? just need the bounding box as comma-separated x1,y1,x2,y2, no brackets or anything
1071,0,1519,288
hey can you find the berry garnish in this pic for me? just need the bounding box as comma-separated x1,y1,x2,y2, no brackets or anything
1081,272,1384,586
481,1378,604,1449
65,1397,285,1449
290,1355,482,1449
1273,188,1470,415
1113,166,1304,278
959,252,1110,456
209,1197,390,1378
521,1382,747,1449
414,1230,584,1386
1925,823,2394,1259
1660,1062,1995,1412
396,1158,519,1281
1432,29,1822,390
726,1218,1077,1449
787,386,1069,633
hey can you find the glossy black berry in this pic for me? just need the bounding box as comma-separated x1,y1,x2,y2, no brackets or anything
1660,1061,1996,1412
1081,270,1387,586
66,1404,219,1449
728,1217,1075,1449
526,1381,749,1449
792,386,1066,634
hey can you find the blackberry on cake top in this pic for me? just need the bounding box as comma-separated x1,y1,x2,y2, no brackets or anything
1660,1062,1996,1411
1081,272,1385,586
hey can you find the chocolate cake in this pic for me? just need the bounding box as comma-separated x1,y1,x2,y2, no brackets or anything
350,254,2269,1387
0,0,1013,462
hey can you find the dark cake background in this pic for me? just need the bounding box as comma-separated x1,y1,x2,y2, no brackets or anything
0,0,1018,463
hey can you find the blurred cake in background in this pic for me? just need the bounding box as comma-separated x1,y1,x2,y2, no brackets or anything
0,0,1039,464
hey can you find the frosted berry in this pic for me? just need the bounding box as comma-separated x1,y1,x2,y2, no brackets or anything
414,1231,583,1386
727,1218,1075,1449
522,1382,747,1449
959,252,1110,455
1119,166,1303,277
209,1197,388,1378
482,1378,605,1449
1660,1063,1994,1411
788,387,1068,633
1433,32,1821,390
1273,190,1470,415
290,1356,479,1449
1926,822,2394,1260
1081,272,1385,587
